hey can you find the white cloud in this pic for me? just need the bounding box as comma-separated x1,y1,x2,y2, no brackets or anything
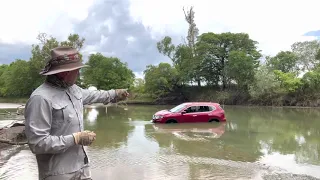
134,71,144,79
0,0,319,73
0,0,94,43
129,0,320,56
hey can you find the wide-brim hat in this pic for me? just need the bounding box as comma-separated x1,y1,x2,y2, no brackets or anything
39,46,89,75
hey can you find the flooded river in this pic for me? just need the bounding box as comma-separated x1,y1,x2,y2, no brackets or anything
1,104,320,180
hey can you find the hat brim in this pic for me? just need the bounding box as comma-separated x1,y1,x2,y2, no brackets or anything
40,62,89,75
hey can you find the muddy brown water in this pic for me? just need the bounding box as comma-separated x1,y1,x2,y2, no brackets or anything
1,105,320,180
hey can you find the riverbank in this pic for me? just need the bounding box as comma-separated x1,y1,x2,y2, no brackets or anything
0,96,158,106
1,101,320,110
2,87,320,108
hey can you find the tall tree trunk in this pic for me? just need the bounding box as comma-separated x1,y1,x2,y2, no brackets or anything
222,57,226,90
183,6,201,85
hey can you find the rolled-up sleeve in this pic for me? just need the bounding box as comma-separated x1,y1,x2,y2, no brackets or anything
24,95,75,154
81,88,117,105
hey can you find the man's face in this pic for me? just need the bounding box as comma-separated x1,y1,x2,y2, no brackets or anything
58,69,80,85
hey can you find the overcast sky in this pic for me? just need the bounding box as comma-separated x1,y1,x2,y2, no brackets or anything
0,0,319,78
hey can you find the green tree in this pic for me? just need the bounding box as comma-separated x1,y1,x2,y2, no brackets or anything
174,44,200,85
183,6,199,55
82,53,135,90
182,6,202,86
156,7,203,86
291,40,320,71
60,34,85,51
273,70,303,93
132,78,146,94
300,66,320,95
157,38,199,85
1,60,32,97
0,64,9,96
226,51,259,89
249,65,282,99
196,32,261,90
266,51,299,73
144,63,180,98
316,49,320,60
156,36,176,62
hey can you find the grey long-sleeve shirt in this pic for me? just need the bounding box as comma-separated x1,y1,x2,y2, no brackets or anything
24,82,117,179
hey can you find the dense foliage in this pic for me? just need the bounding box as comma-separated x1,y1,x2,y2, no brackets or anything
82,53,135,90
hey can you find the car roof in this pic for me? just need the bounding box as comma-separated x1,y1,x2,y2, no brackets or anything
181,102,220,106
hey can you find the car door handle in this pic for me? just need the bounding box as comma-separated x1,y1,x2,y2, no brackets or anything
193,115,197,117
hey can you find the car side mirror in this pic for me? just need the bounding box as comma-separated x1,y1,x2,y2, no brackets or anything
181,111,186,114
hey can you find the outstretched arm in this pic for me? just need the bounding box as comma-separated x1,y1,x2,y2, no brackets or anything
24,95,75,154
80,87,128,105
81,88,117,105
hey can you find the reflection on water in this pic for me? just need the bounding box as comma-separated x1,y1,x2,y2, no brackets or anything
1,105,320,179
151,122,226,140
85,107,99,126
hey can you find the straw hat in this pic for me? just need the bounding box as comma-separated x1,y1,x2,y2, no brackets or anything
39,46,89,75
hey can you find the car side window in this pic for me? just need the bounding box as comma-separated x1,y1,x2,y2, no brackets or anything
185,106,198,113
198,106,210,112
185,105,217,113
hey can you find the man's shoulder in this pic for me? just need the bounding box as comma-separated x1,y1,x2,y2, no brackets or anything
26,84,50,103
30,84,51,96
70,84,82,91
70,84,87,94
29,83,66,101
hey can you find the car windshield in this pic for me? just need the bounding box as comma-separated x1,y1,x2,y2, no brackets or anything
169,104,186,112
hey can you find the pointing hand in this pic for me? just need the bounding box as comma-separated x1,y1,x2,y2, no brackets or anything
115,89,129,101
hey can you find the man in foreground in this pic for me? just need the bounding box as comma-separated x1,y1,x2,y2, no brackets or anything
24,46,129,180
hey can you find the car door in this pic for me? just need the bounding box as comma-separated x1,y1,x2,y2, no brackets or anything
196,106,211,122
181,106,198,123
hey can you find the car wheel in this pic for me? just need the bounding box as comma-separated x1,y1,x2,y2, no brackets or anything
166,119,178,124
209,119,219,122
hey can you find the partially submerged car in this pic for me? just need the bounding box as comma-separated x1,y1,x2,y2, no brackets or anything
151,102,226,123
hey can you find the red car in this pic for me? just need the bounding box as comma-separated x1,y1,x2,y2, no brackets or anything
151,102,227,123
